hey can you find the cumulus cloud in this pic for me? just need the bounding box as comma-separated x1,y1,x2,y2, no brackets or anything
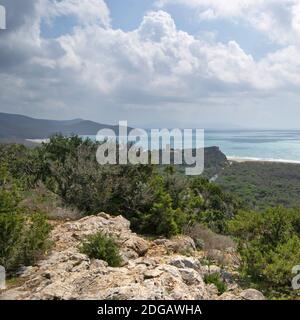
157,0,300,46
45,0,111,27
46,9,277,102
0,0,300,127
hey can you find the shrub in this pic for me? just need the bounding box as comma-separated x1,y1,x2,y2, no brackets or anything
80,233,122,267
21,184,82,221
204,273,227,294
21,212,53,266
204,249,228,267
0,137,239,239
0,212,25,272
0,211,52,274
0,169,52,274
0,166,22,214
137,175,187,237
0,144,44,189
228,207,300,296
33,137,238,236
180,177,239,234
184,223,236,251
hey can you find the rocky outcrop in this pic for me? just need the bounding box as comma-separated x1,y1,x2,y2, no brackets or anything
239,289,265,300
0,213,264,300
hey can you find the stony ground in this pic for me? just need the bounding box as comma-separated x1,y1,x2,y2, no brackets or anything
0,213,264,300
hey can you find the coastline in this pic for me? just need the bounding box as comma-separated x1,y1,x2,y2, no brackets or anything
25,138,300,165
227,156,300,164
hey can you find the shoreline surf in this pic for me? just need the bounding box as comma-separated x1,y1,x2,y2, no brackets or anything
227,156,300,164
26,139,300,165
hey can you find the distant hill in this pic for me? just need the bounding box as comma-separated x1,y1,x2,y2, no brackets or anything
0,112,121,139
0,112,229,177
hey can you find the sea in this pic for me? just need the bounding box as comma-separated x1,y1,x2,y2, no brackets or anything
78,130,300,164
204,130,300,163
28,130,300,163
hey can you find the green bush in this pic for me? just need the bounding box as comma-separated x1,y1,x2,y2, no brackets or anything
0,212,52,273
0,168,52,274
228,207,300,297
136,175,187,237
204,273,227,294
21,212,53,266
0,166,22,214
0,212,25,272
80,233,122,267
0,137,239,239
180,177,239,234
0,144,44,189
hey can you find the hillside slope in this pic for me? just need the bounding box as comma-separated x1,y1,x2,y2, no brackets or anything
0,112,118,139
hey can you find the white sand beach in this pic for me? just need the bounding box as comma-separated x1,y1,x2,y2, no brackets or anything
227,156,300,164
26,139,50,144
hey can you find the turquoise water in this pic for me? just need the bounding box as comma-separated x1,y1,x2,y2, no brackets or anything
205,130,300,162
82,130,300,163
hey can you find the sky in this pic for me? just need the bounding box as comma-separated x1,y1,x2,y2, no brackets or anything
1,0,300,129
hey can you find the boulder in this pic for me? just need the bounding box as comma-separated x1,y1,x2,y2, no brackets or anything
200,265,221,276
206,284,219,298
169,257,201,270
123,236,149,257
179,269,203,285
144,269,164,280
240,289,265,300
153,236,196,254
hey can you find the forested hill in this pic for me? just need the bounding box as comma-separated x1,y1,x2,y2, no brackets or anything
0,112,119,139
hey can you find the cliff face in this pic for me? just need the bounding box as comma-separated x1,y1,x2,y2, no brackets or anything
0,213,264,301
203,146,229,178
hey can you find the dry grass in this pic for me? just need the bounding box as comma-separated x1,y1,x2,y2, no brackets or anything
184,223,240,267
184,223,236,252
21,183,82,221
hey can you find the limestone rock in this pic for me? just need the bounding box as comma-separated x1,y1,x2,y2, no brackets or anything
200,265,221,276
169,257,201,270
144,269,164,279
153,236,196,254
206,284,219,298
0,213,263,301
123,236,149,257
240,289,265,300
218,292,241,300
179,268,203,285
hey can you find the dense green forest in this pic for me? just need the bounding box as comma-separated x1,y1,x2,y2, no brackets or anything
1,136,300,299
217,161,300,210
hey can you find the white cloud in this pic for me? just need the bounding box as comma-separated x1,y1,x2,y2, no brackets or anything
157,0,300,46
1,0,300,128
53,8,286,99
45,0,111,27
